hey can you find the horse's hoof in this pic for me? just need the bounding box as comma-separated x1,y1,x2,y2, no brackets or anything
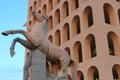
1,32,9,36
10,51,15,57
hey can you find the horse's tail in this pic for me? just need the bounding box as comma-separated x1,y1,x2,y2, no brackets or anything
70,59,77,80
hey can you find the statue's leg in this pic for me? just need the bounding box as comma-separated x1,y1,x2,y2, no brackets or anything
52,62,61,79
1,30,38,46
61,64,68,78
10,37,37,57
23,56,31,80
2,30,24,36
60,58,70,80
51,63,58,79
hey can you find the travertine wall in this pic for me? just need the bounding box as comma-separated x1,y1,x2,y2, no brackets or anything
26,0,120,80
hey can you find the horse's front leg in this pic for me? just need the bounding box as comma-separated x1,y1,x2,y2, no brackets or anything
10,37,37,57
2,30,39,47
1,30,23,36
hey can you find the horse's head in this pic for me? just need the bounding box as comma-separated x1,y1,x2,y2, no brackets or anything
32,11,48,22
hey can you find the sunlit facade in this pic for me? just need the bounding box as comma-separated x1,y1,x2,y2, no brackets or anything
25,0,120,80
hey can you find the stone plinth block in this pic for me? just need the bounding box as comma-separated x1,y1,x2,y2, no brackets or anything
56,76,67,80
31,49,46,80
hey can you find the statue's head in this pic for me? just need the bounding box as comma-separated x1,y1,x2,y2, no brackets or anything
32,10,48,22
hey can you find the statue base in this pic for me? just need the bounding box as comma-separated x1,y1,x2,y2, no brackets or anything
55,76,68,80
31,49,46,80
47,76,67,80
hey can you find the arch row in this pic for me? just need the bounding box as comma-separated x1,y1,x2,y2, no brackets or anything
67,64,120,80
48,19,81,46
28,0,120,30
28,0,80,18
67,65,100,80
48,30,120,63
27,0,80,29
28,2,120,33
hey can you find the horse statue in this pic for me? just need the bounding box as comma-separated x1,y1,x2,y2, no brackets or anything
1,11,77,80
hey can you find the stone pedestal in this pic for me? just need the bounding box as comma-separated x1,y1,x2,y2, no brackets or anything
31,49,46,80
56,76,67,80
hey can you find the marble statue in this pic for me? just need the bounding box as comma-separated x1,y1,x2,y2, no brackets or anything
1,11,77,80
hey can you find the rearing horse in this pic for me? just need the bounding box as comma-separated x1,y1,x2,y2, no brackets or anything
1,11,77,80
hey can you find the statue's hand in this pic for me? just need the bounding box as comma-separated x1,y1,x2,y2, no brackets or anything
10,49,15,57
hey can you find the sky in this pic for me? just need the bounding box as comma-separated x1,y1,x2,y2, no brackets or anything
0,0,28,80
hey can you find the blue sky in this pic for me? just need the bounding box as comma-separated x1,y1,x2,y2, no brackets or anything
0,0,28,80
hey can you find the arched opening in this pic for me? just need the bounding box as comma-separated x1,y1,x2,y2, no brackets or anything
77,71,84,80
107,31,120,56
29,21,32,27
32,19,35,26
75,0,79,9
62,1,69,20
42,4,46,14
33,1,37,11
73,41,82,64
54,9,60,26
37,0,41,8
87,66,100,80
62,23,70,43
116,0,120,2
54,30,61,46
71,0,79,12
72,15,81,37
68,74,72,80
112,64,120,80
90,36,97,58
85,34,97,59
48,0,53,12
108,36,115,56
48,35,53,43
54,0,60,7
118,9,120,24
29,6,32,18
65,47,71,56
25,52,30,61
83,6,93,28
58,0,60,3
48,16,53,31
33,1,37,24
32,15,36,25
38,10,41,13
103,3,116,25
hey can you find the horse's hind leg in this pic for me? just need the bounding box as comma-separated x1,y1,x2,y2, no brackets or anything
10,37,37,57
60,56,70,80
61,64,68,79
23,56,32,80
51,62,59,79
